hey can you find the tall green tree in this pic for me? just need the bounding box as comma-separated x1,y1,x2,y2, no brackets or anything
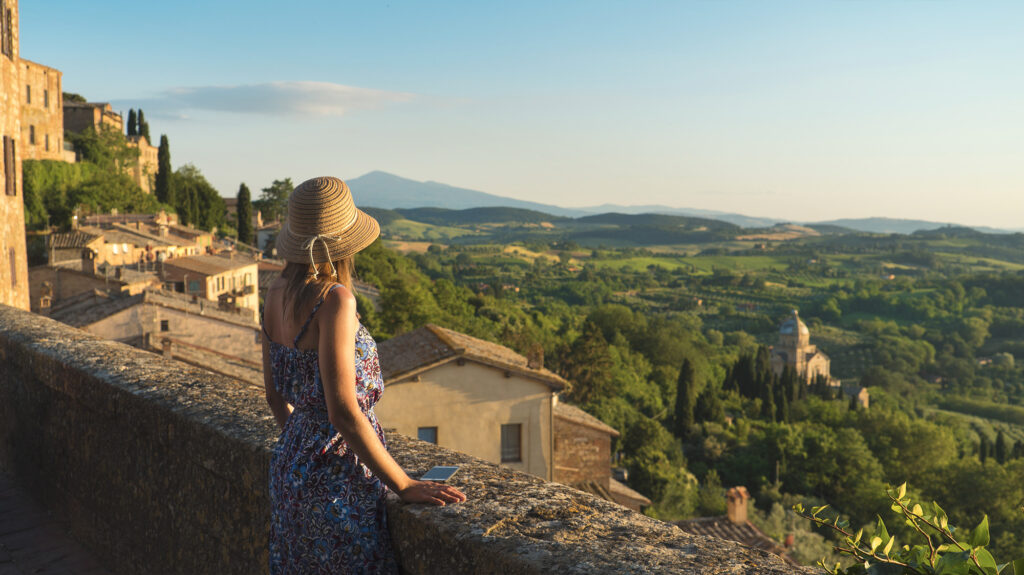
255,178,294,222
172,164,224,231
126,109,137,136
155,135,172,204
137,109,150,142
674,358,697,437
995,430,1007,464
560,322,615,405
694,381,725,425
236,183,254,245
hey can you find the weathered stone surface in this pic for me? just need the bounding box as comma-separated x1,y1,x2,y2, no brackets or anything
0,304,811,574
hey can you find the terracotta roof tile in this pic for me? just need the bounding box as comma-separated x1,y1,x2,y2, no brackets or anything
162,254,259,276
377,324,567,390
609,478,652,505
554,402,620,437
674,517,793,563
48,230,102,250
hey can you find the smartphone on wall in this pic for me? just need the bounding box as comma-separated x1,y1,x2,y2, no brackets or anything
420,465,460,482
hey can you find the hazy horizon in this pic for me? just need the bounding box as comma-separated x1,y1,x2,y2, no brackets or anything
21,1,1024,228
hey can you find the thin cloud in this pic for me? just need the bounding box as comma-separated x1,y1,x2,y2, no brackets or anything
134,81,414,117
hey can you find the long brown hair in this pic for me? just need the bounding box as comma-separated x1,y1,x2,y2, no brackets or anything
280,257,354,323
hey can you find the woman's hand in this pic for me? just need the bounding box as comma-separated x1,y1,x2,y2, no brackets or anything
397,480,467,506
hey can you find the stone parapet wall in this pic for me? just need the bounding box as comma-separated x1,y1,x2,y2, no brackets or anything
0,304,808,574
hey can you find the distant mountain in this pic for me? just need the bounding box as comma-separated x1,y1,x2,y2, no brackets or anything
348,172,1018,235
579,204,781,228
807,218,1018,235
348,171,586,217
395,207,568,226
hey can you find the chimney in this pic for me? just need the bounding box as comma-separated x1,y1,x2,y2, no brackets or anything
527,345,544,370
158,225,168,237
81,248,97,276
726,486,750,525
784,534,795,549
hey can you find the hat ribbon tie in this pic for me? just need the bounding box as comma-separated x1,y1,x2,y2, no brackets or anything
302,234,341,280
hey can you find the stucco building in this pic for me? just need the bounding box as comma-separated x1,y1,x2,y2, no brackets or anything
19,58,66,161
376,324,649,510
160,254,260,320
0,0,28,310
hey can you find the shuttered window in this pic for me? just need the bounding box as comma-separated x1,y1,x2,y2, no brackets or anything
4,136,14,196
500,424,522,463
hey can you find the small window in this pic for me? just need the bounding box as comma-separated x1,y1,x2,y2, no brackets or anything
188,280,201,293
44,89,48,108
25,84,29,104
28,125,34,145
160,319,169,332
417,427,438,444
112,244,119,255
3,135,13,196
9,248,15,287
501,423,522,462
44,134,49,151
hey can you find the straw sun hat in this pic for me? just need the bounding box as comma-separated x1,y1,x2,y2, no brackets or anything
274,177,379,279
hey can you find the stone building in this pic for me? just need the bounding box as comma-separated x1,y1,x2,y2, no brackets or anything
0,0,28,310
160,254,260,320
62,100,122,134
376,324,650,510
125,134,158,192
770,310,869,408
29,258,158,313
46,287,262,385
50,224,201,270
19,58,66,161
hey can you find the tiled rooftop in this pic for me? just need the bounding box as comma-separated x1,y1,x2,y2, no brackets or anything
377,324,568,390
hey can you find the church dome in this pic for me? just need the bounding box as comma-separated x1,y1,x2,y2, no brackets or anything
779,310,809,336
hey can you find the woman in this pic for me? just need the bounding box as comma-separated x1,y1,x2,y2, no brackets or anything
261,177,466,574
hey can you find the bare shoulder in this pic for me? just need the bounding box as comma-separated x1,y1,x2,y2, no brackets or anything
320,283,356,315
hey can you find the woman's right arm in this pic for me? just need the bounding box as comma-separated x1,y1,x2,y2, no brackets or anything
318,285,466,506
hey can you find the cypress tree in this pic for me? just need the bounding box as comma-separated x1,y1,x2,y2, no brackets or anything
155,135,172,204
995,430,1007,464
980,435,990,464
138,109,151,142
127,109,137,136
674,358,697,437
695,383,725,425
762,382,776,422
237,183,254,244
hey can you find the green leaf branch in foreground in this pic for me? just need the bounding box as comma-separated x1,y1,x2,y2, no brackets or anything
794,484,1024,574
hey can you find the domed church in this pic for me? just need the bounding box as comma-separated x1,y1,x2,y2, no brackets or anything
769,310,836,385
769,310,869,408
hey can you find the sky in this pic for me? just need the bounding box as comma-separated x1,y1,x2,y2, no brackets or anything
21,1,1024,228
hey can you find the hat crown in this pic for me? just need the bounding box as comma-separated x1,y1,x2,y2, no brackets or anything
286,177,358,237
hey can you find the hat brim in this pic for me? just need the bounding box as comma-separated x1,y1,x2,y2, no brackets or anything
275,208,380,264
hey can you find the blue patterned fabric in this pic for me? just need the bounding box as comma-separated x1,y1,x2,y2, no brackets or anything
265,284,398,574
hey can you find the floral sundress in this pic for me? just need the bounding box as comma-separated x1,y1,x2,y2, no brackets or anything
264,284,397,574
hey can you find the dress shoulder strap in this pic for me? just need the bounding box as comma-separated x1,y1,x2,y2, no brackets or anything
293,284,344,347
